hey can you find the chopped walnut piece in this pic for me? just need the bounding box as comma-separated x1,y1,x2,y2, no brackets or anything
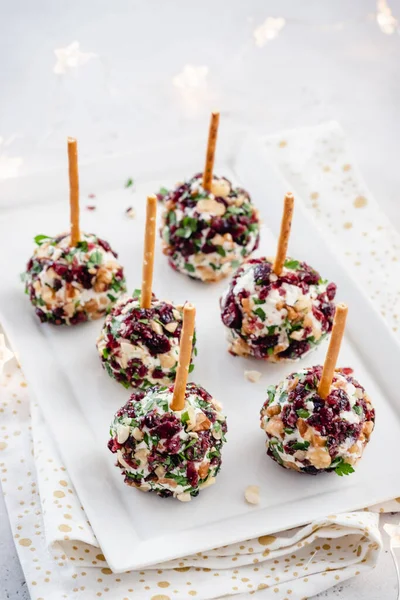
266,404,281,417
244,370,262,383
192,413,211,432
196,198,226,216
244,485,260,505
265,415,284,438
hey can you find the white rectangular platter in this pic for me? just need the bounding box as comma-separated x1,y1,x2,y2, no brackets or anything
1,133,400,573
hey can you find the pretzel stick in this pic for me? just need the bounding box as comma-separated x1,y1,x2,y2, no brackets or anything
203,111,220,191
141,195,157,309
68,137,80,246
273,193,294,275
318,303,348,399
170,303,196,411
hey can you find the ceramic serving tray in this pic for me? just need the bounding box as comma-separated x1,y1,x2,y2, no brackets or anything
1,133,400,573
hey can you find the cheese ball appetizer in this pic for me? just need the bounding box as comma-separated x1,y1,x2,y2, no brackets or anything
108,383,227,500
24,233,126,325
97,292,196,389
220,257,336,362
260,366,375,475
160,173,260,282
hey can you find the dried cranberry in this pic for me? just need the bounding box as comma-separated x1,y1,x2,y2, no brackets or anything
251,335,279,359
73,266,93,289
97,237,117,257
186,461,199,487
221,294,242,329
279,340,310,360
153,414,181,439
53,262,68,277
145,334,171,356
326,283,337,301
164,437,181,454
108,437,121,453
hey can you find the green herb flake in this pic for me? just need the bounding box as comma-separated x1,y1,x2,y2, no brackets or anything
334,459,355,477
292,441,310,451
88,250,103,267
159,186,169,197
296,409,310,419
76,241,89,252
181,411,190,424
125,178,134,188
353,404,362,415
132,288,142,300
254,307,266,321
184,263,195,273
189,363,195,373
175,227,192,239
284,259,300,270
215,245,226,257
34,234,52,246
267,385,276,405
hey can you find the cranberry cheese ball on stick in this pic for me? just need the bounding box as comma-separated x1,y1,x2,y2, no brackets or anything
160,112,260,282
260,305,375,475
97,196,196,389
24,138,126,325
220,193,336,361
108,304,227,500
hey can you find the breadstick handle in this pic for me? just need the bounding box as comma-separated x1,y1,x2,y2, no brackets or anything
141,196,157,309
318,304,348,399
68,138,80,246
170,304,196,411
273,193,294,275
203,111,220,192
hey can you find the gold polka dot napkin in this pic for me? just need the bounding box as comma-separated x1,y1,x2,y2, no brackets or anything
264,121,400,337
2,121,400,599
0,360,383,599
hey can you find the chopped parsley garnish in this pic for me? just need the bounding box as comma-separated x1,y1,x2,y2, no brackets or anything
34,234,52,246
292,441,310,451
284,428,294,434
225,206,243,215
189,363,195,373
175,227,192,239
267,385,276,405
231,260,240,268
102,348,110,359
296,409,310,419
353,404,362,415
254,307,266,321
158,186,169,197
284,259,300,270
107,293,117,302
181,411,190,424
132,288,142,299
215,245,226,257
184,263,195,273
88,250,103,268
333,459,355,477
168,211,176,226
253,298,265,305
76,241,89,252
165,473,188,486
125,178,134,188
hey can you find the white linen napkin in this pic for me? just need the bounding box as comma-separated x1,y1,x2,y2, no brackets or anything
1,121,400,600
